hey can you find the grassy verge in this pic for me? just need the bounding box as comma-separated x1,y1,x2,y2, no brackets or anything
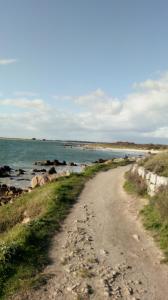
0,159,129,299
124,170,148,197
124,170,168,262
138,151,168,177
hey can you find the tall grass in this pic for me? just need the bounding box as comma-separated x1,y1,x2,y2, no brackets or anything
139,152,168,177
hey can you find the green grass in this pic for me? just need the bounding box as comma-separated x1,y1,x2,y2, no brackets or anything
0,159,130,299
139,152,168,177
124,170,168,262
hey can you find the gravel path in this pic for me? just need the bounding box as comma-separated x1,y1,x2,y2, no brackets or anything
25,165,168,300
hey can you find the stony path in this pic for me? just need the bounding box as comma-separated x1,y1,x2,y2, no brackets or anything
25,166,168,300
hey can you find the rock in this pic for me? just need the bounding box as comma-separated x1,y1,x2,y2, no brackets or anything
100,249,109,255
0,184,23,205
133,234,140,241
31,170,71,188
34,160,52,166
94,158,107,163
32,168,47,173
31,174,49,188
22,217,31,224
17,168,25,175
0,165,11,177
34,159,67,166
48,167,57,174
48,174,59,182
69,162,77,166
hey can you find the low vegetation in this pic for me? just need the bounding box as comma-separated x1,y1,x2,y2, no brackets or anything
139,152,168,177
124,171,147,196
0,159,129,299
124,169,168,262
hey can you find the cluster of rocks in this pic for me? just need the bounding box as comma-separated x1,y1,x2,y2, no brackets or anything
0,165,11,177
94,157,137,164
34,159,77,167
31,167,71,189
0,184,23,206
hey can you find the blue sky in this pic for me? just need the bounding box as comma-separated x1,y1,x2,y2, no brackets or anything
0,0,168,143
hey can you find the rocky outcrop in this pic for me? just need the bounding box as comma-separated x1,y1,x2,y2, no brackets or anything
31,174,50,189
31,170,71,189
48,167,57,174
34,160,67,166
94,158,108,163
0,165,11,177
131,164,168,196
32,168,47,173
0,184,23,205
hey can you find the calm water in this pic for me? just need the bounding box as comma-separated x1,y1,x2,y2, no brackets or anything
0,139,143,170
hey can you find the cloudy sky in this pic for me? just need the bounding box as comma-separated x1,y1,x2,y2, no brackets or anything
0,0,168,143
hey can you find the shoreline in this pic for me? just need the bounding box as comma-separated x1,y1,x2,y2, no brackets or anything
78,145,160,154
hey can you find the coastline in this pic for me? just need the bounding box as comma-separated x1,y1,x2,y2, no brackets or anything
78,145,160,154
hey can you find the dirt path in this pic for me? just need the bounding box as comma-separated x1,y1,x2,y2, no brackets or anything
26,166,168,300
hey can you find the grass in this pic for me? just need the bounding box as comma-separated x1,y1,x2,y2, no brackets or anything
0,159,130,299
124,169,168,262
124,170,147,197
139,152,168,177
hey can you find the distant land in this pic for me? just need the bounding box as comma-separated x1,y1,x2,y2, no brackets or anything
0,137,168,151
75,141,168,151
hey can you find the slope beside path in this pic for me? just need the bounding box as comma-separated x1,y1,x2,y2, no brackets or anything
19,166,168,300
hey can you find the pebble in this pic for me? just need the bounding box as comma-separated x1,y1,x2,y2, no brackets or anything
100,249,109,255
133,234,140,241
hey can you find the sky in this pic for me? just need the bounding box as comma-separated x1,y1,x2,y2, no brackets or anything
0,0,168,143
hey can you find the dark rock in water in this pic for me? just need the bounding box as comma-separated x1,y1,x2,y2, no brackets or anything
34,160,51,166
94,158,107,164
53,159,67,166
4,165,11,172
48,167,57,175
53,159,61,166
0,165,11,177
34,159,67,166
17,169,26,175
33,168,47,173
70,162,77,166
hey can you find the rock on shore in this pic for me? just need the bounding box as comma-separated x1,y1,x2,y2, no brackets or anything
31,170,71,189
0,184,23,205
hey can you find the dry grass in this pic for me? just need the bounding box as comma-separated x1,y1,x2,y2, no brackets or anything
124,171,147,196
139,152,168,177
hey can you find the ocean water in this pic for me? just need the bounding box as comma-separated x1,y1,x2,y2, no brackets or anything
0,139,144,188
0,139,143,170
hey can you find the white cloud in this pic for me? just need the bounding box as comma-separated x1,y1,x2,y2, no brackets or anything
0,98,48,111
0,73,168,142
143,127,168,139
0,59,17,65
133,72,168,91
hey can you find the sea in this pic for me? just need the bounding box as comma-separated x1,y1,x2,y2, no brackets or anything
0,139,144,188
